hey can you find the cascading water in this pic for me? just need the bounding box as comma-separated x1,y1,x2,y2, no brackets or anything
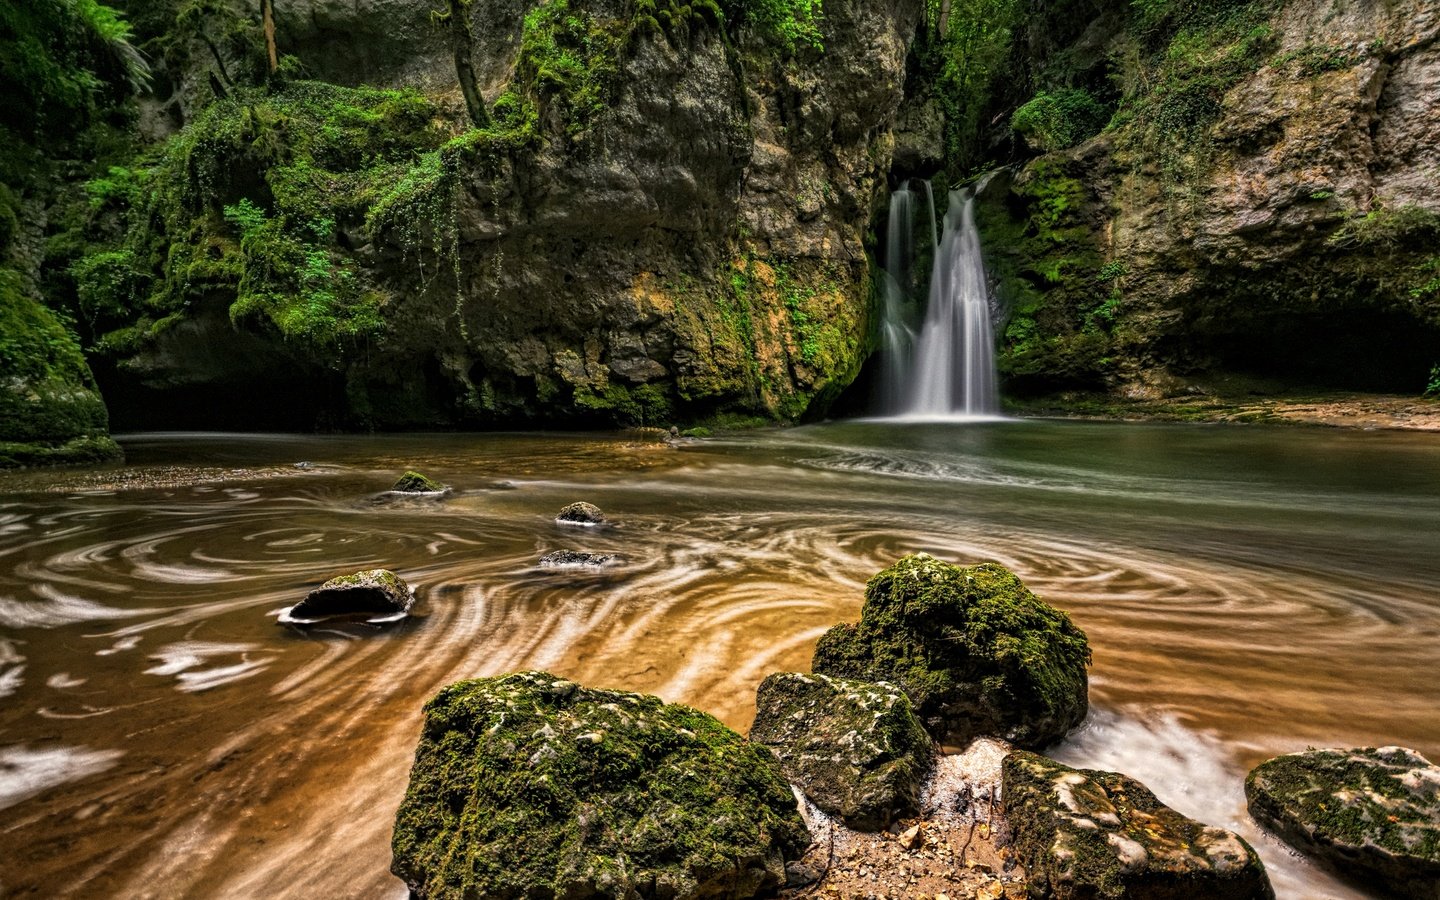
878,186,917,412
877,179,999,418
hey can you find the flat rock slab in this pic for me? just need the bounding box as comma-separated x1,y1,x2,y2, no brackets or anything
280,569,414,625
812,554,1090,748
538,549,621,568
1246,746,1440,899
1004,750,1274,899
751,672,934,831
392,671,809,900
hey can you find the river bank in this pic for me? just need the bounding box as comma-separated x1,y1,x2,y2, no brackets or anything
1007,390,1440,431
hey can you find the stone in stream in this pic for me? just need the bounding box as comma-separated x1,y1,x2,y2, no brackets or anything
555,501,607,526
750,672,934,831
391,671,809,900
390,470,447,493
279,569,414,625
1245,746,1440,898
812,553,1090,748
538,549,621,568
1004,750,1274,899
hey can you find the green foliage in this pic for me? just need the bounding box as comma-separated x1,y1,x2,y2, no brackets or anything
1011,89,1110,152
1328,205,1440,252
1273,42,1365,76
0,0,150,138
918,0,1022,173
727,0,824,51
74,81,453,355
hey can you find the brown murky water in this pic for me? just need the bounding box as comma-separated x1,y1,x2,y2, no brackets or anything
2,421,1438,898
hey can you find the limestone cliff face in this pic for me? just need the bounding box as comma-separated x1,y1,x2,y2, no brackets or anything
104,0,921,428
977,0,1440,397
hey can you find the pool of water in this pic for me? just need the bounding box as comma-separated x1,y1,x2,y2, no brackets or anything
2,420,1437,898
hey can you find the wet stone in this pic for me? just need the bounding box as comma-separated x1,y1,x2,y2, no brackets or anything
281,568,414,625
556,501,607,526
391,671,809,900
812,553,1090,748
1246,746,1440,899
750,672,934,831
391,470,447,493
1004,750,1274,899
538,550,620,568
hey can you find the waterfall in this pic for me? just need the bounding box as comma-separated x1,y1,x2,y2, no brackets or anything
878,186,917,412
878,179,999,419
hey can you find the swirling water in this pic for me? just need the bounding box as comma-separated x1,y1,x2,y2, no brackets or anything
2,421,1438,898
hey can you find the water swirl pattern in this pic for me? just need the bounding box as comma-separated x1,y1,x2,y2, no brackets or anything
1,423,1438,898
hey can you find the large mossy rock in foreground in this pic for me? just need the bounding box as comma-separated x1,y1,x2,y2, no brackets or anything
392,671,811,900
0,271,122,468
812,554,1089,748
750,672,934,831
1246,747,1440,899
1005,751,1274,900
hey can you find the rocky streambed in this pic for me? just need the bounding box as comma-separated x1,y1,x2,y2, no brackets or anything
386,551,1433,899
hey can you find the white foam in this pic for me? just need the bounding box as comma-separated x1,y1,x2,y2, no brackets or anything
0,745,124,811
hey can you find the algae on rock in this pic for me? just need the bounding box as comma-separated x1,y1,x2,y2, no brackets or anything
391,670,810,900
751,671,934,831
812,553,1089,748
1246,746,1440,899
1005,750,1274,900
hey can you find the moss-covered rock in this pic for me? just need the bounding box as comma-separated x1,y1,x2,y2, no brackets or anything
556,501,607,526
1245,747,1440,899
391,671,810,900
281,568,414,625
811,554,1090,748
1004,750,1274,899
391,470,446,493
0,270,121,468
750,671,934,831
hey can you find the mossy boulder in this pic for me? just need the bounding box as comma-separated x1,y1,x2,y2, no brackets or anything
811,554,1090,748
391,470,447,493
391,671,810,900
281,568,414,625
1245,747,1440,899
556,501,607,526
750,672,934,831
1004,751,1274,900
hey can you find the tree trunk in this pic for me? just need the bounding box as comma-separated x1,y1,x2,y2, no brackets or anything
261,0,278,73
450,1,489,127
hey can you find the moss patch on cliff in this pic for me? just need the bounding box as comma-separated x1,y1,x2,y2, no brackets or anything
0,269,122,467
66,80,452,363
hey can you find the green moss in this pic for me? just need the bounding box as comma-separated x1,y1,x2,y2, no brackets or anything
751,672,933,830
0,269,121,467
391,671,809,899
812,553,1090,748
1008,750,1273,899
391,470,445,493
1011,88,1111,152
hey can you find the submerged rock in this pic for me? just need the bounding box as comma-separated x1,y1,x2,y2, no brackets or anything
750,672,933,831
538,550,620,568
1246,746,1440,898
812,554,1089,748
390,470,447,493
391,671,809,900
1004,751,1273,899
280,569,414,625
555,501,607,526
